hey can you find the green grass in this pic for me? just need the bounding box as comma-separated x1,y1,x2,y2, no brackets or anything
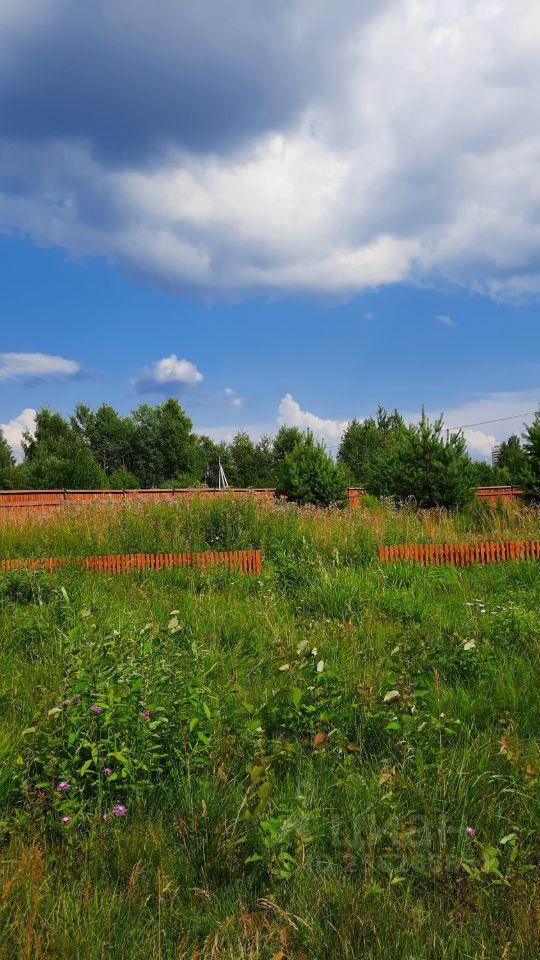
0,500,538,958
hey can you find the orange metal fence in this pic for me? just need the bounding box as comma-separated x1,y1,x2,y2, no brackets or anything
0,488,276,521
348,486,524,506
379,541,539,567
0,549,262,576
474,485,524,501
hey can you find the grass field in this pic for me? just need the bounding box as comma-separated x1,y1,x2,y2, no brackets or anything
1,499,539,959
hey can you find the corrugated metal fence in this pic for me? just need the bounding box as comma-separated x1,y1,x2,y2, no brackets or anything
0,549,261,576
379,541,539,567
348,486,524,506
0,488,276,521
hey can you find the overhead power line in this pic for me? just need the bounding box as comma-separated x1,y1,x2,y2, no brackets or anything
447,411,536,431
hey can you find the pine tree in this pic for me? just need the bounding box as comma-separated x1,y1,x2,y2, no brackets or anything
522,410,540,499
277,433,347,506
0,428,14,471
391,409,475,508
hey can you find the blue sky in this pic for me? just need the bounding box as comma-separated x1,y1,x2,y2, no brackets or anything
1,1,539,459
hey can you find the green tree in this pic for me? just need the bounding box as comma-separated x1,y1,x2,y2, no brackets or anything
272,425,303,464
22,409,72,461
277,432,347,506
338,417,379,484
0,428,14,470
131,398,199,487
522,410,540,498
254,435,275,487
391,409,475,508
469,460,509,486
22,408,106,489
109,466,139,490
72,403,135,475
229,432,258,487
495,434,528,485
0,427,16,489
0,462,30,490
355,408,407,497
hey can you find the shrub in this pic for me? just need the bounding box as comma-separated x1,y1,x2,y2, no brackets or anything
109,467,139,490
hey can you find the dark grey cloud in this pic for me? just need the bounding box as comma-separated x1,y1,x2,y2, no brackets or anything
0,0,379,164
1,0,540,302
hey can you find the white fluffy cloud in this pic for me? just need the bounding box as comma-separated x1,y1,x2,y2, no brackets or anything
1,407,36,460
132,354,203,393
278,394,349,442
437,315,454,327
0,352,81,381
1,1,540,300
461,428,497,458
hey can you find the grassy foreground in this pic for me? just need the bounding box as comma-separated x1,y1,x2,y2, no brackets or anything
0,499,539,959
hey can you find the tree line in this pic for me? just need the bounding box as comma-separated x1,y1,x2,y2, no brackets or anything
0,398,539,507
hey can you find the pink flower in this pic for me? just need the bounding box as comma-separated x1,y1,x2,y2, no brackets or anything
102,813,110,823
466,826,476,837
141,709,150,719
62,699,72,708
102,767,113,778
73,695,81,704
56,780,70,792
112,804,127,817
89,705,103,714
60,816,72,826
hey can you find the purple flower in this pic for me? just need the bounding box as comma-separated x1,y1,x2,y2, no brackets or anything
60,816,72,826
62,699,72,708
89,705,103,714
102,767,113,778
112,803,127,817
466,826,476,837
56,780,70,792
73,695,81,704
141,709,150,719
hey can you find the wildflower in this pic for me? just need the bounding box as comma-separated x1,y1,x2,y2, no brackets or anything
56,780,70,792
60,816,72,826
141,709,150,719
89,705,103,714
103,767,113,778
112,803,127,817
103,813,110,823
62,699,72,708
466,826,476,837
73,695,81,704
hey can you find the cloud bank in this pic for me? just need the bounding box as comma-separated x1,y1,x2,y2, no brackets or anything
1,1,540,301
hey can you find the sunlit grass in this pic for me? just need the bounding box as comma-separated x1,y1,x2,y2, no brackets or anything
0,500,538,958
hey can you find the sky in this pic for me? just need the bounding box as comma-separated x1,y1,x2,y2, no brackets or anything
0,0,539,461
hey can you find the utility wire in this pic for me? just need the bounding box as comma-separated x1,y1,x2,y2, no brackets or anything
446,412,536,431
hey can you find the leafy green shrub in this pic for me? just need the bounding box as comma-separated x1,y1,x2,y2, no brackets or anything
109,467,139,489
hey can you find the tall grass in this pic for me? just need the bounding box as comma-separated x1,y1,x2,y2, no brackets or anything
0,496,538,560
0,500,538,958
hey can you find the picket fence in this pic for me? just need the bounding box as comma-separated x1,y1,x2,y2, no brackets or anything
0,549,261,576
379,541,540,567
